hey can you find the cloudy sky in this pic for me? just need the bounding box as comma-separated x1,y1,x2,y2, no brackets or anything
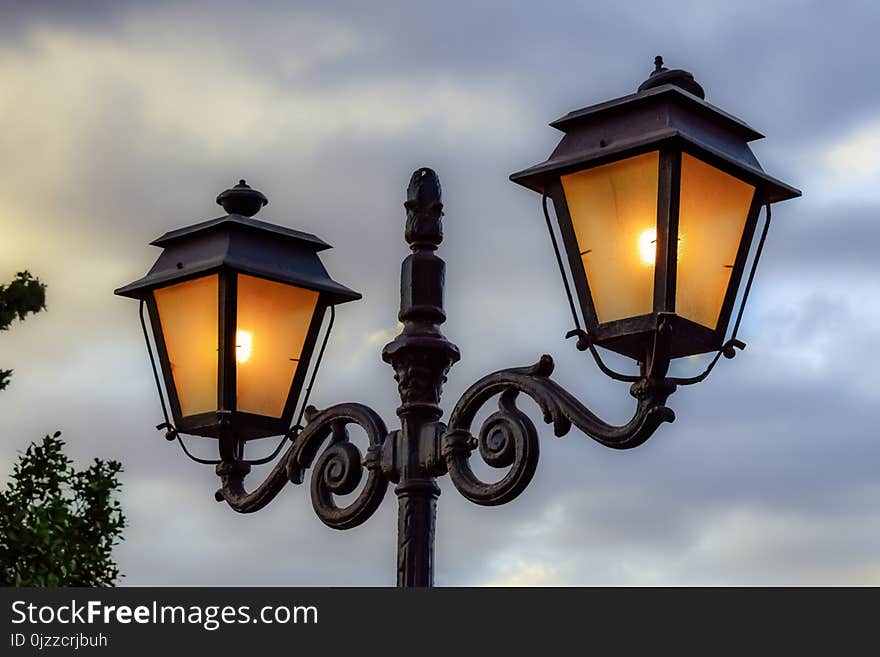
1,0,879,586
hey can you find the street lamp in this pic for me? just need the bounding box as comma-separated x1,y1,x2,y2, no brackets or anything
114,180,360,457
511,56,800,367
116,58,799,587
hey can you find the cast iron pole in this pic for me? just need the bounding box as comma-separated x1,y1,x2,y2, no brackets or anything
382,168,460,587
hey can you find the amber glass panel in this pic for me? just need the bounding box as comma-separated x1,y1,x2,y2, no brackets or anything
236,275,320,418
561,152,660,323
153,275,219,416
676,154,755,329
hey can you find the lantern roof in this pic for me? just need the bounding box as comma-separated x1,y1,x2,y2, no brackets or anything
511,59,801,205
547,84,761,139
151,213,331,251
115,182,361,305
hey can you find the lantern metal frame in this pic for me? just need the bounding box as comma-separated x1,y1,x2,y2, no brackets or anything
115,181,360,445
118,59,800,588
510,57,800,362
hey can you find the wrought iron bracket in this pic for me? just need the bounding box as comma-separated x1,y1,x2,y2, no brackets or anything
215,403,389,530
441,355,675,506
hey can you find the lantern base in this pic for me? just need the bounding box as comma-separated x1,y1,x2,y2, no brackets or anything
590,312,722,361
175,411,291,441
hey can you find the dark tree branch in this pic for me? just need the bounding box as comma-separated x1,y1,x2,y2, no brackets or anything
0,271,46,391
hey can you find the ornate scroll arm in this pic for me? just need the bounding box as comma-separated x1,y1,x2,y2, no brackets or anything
215,403,390,530
441,355,676,506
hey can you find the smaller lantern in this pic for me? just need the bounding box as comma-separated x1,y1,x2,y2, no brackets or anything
510,57,800,362
115,181,360,442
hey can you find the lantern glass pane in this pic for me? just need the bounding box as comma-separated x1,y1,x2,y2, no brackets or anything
235,274,320,418
561,151,659,323
676,154,755,329
153,274,219,416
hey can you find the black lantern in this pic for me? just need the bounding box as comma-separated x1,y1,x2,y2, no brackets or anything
115,181,360,443
511,57,801,361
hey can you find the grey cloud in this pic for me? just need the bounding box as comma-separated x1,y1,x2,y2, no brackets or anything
1,1,878,586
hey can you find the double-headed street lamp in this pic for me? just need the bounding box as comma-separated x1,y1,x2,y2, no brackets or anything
116,58,799,586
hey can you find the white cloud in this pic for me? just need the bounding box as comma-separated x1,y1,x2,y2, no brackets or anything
484,560,564,587
825,118,880,183
803,115,880,204
364,323,403,347
0,18,530,167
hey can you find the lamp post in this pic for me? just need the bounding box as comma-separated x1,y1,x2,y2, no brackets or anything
116,58,799,587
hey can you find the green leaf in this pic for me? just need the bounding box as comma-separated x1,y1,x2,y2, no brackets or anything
0,433,126,586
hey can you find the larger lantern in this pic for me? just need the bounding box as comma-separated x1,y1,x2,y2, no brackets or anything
115,180,360,442
511,57,801,361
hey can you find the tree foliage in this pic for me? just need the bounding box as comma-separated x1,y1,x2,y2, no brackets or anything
0,271,46,390
0,432,126,586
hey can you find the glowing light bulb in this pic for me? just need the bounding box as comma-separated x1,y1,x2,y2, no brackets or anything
236,330,253,363
637,228,656,266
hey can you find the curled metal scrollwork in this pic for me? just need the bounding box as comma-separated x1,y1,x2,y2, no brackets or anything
215,404,389,530
441,355,676,506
